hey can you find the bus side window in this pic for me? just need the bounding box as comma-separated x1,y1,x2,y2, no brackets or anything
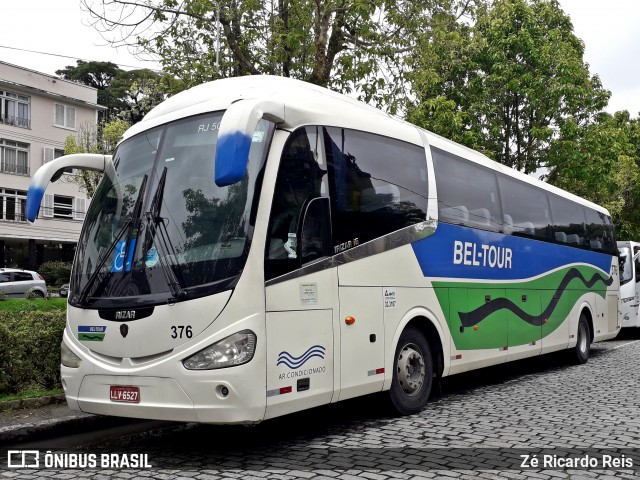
265,127,329,280
300,197,332,263
498,175,553,241
549,193,587,246
634,247,640,283
584,208,615,254
325,127,428,249
431,147,502,232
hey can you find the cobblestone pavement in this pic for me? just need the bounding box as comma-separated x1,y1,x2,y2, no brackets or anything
2,331,640,479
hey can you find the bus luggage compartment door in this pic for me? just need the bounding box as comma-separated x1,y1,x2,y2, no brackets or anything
265,309,334,419
338,286,385,401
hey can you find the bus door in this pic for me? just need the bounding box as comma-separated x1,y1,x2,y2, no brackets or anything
264,127,338,419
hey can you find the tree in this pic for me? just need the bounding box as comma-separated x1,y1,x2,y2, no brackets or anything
407,0,610,174
547,111,640,239
63,118,130,197
57,61,168,121
109,69,167,123
81,0,481,111
56,61,124,117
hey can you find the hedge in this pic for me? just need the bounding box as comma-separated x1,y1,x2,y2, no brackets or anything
38,261,72,286
0,310,65,394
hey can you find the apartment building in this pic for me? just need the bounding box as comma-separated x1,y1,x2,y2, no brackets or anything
0,61,104,269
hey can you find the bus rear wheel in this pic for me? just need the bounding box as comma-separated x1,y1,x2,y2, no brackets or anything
571,313,591,364
388,326,433,415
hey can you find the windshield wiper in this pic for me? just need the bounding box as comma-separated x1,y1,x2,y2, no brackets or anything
76,175,148,307
144,167,188,301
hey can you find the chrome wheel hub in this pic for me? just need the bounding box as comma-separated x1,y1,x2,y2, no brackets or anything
397,344,425,396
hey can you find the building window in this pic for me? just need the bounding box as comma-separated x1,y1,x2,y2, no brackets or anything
54,104,76,130
0,90,30,128
43,147,65,164
0,188,27,222
0,140,29,176
53,195,74,218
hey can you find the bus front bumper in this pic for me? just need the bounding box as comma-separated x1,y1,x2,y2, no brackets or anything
62,368,266,425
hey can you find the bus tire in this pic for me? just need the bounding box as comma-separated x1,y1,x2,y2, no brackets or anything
571,313,591,364
388,325,433,415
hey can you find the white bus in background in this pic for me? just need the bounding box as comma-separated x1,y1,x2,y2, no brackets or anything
617,241,640,328
26,76,620,424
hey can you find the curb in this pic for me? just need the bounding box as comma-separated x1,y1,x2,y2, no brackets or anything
0,395,114,447
0,393,67,411
0,412,108,447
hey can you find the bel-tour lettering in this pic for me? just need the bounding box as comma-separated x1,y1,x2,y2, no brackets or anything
453,240,512,269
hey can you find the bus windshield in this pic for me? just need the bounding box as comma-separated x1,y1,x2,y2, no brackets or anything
620,247,633,285
69,112,273,308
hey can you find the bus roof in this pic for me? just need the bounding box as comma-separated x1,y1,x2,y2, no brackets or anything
124,75,609,216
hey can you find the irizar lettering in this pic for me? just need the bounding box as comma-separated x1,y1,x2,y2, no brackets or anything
453,240,512,269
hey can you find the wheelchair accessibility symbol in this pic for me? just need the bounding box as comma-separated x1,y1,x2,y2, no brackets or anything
111,239,136,272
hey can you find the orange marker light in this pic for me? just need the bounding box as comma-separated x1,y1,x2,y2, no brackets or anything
473,326,479,331
544,319,548,324
345,316,356,325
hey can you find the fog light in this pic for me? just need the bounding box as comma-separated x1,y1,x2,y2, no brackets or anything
61,340,81,368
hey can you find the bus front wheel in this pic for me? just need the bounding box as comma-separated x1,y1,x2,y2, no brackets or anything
571,313,591,365
388,326,433,415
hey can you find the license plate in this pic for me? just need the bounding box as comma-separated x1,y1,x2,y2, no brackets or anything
109,385,140,403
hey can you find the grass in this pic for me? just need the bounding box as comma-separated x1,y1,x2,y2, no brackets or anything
0,387,64,403
0,297,67,313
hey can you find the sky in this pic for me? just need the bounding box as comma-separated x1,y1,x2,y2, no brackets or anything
0,0,639,116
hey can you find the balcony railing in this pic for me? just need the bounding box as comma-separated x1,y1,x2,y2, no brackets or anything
0,114,31,128
0,213,27,222
0,163,30,176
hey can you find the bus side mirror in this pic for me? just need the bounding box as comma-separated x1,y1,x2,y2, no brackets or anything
215,98,284,187
26,153,110,222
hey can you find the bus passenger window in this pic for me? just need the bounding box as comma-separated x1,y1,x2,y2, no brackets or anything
325,127,428,249
584,208,615,253
431,147,502,232
498,176,553,240
549,193,587,246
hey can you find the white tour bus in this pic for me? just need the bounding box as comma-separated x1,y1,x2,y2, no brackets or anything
26,76,620,423
617,241,640,328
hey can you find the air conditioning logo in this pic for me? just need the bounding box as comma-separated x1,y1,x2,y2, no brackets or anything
277,345,325,369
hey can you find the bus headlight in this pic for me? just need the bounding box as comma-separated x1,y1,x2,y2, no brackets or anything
61,340,81,368
182,330,256,370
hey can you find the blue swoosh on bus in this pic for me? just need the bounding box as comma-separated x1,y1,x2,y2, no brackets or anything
277,345,326,369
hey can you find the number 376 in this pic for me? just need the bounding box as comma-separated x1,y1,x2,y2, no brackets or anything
171,325,193,339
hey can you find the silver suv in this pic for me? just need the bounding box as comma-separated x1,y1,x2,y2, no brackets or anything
0,268,48,298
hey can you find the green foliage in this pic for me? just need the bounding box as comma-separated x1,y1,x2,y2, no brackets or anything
0,387,64,403
0,310,66,394
0,298,67,313
38,261,72,286
408,0,609,174
57,61,168,122
63,117,130,197
82,0,479,111
0,289,5,301
547,111,640,239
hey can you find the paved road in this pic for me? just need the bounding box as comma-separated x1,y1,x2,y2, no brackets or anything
2,330,640,479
